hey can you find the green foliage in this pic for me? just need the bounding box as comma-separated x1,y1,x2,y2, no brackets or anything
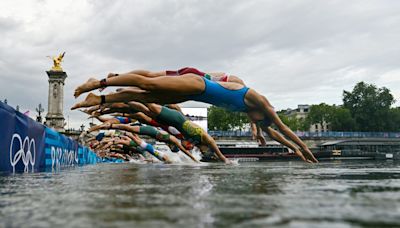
328,106,357,131
343,82,395,131
207,106,249,131
388,107,400,131
277,111,308,131
302,82,398,132
305,104,356,131
306,103,332,126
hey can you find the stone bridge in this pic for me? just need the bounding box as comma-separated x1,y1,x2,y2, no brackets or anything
209,131,400,148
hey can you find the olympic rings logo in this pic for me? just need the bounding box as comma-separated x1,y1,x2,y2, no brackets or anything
9,133,36,173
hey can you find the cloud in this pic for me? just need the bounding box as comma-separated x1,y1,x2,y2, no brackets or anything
0,0,400,129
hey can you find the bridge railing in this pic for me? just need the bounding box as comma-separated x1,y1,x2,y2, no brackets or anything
208,130,400,138
209,130,253,137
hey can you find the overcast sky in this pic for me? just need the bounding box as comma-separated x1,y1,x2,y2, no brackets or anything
1,0,399,129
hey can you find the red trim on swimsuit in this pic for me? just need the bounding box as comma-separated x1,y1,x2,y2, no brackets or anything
220,74,229,82
177,67,206,76
149,119,161,127
149,119,184,140
166,67,206,77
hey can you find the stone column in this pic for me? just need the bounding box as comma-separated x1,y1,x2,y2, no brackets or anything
45,70,67,132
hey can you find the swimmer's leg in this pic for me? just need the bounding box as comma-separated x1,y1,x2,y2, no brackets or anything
108,70,167,79
72,90,187,110
74,73,203,98
88,116,121,132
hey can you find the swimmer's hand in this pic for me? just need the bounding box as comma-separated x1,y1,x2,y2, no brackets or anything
257,135,267,146
294,149,319,163
164,157,173,164
229,159,240,165
224,159,234,165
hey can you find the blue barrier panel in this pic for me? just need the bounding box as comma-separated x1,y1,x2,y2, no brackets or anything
0,101,100,173
0,102,45,172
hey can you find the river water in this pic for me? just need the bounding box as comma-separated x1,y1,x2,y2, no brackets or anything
1,160,400,228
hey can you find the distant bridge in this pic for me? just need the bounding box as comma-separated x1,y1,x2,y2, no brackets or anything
209,130,400,148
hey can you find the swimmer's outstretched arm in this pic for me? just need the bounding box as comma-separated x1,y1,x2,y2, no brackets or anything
263,110,317,163
256,126,267,146
267,114,317,163
251,122,258,140
203,135,231,164
264,127,311,162
247,92,318,163
251,121,266,145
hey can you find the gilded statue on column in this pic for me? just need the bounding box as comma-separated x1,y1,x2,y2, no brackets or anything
47,52,65,71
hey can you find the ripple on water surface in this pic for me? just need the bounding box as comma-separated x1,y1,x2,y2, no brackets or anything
1,160,400,227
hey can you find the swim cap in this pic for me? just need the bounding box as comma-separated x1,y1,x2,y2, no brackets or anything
167,143,179,153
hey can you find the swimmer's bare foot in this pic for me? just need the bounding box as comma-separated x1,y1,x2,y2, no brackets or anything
71,93,101,110
79,109,92,115
74,78,100,98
